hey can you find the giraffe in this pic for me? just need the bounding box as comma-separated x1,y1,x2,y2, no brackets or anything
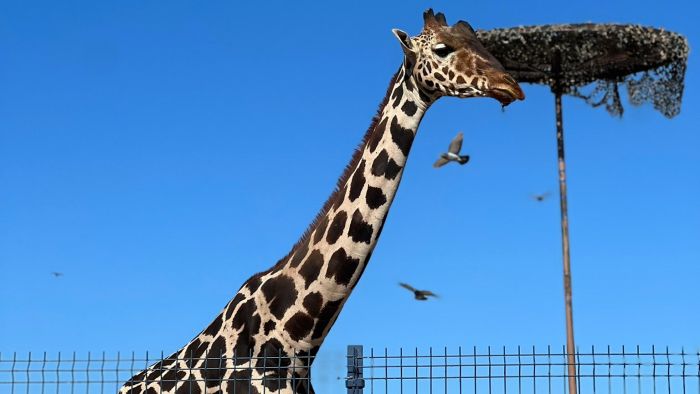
120,9,524,394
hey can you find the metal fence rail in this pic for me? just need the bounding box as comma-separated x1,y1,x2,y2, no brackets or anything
345,346,700,394
1,346,698,393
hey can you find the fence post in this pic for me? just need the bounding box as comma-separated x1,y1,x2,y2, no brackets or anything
346,345,365,394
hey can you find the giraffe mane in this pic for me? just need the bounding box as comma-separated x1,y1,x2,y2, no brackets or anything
273,69,402,269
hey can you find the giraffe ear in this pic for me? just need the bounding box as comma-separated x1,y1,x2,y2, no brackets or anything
392,29,417,64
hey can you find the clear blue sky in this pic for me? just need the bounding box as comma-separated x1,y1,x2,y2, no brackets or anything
1,0,698,389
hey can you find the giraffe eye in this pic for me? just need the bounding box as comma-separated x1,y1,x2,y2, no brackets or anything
432,43,454,58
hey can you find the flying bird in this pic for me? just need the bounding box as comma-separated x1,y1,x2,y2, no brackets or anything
51,272,64,277
399,282,438,301
433,131,470,168
532,192,551,202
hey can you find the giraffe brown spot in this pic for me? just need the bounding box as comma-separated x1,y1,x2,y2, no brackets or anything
311,299,344,339
326,210,347,244
390,117,414,157
391,85,403,108
434,72,446,82
348,160,366,202
351,249,371,290
245,276,262,293
263,320,276,335
348,209,373,244
122,384,141,394
289,243,308,268
128,370,147,384
365,186,387,209
294,377,312,394
160,369,186,392
145,388,158,394
332,184,348,210
448,70,455,80
202,314,223,337
405,72,415,91
233,332,255,362
232,298,255,330
261,274,298,319
313,215,329,244
426,62,432,72
262,375,288,393
456,75,466,84
249,312,262,335
368,117,387,153
371,149,402,180
401,100,418,116
183,338,209,368
146,364,163,382
224,293,245,320
385,158,402,180
256,338,290,368
203,336,227,387
231,371,259,394
299,249,323,289
303,292,323,317
226,370,247,394
326,247,361,286
284,311,315,341
175,378,199,394
371,149,389,177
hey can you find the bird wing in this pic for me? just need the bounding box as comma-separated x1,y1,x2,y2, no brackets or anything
433,157,450,168
399,282,417,292
421,290,438,297
448,132,464,154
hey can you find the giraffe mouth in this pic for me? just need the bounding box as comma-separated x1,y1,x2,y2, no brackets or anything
486,75,525,106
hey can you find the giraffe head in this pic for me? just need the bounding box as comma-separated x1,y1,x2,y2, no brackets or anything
393,9,524,106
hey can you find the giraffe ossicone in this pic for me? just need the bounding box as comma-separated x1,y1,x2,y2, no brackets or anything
120,9,523,394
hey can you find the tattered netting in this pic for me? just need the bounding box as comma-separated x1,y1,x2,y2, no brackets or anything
477,24,689,118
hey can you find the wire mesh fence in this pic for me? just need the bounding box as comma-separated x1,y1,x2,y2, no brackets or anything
0,346,698,393
0,351,314,394
345,346,700,394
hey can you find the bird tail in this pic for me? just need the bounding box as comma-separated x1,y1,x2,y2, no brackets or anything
457,155,470,165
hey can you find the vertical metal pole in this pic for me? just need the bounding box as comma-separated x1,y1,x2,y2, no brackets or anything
551,49,577,394
346,345,365,394
554,91,577,394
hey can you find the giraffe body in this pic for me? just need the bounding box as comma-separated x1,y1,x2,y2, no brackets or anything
120,10,523,394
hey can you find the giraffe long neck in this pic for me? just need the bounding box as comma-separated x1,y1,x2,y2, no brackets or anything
118,64,435,394
274,64,434,356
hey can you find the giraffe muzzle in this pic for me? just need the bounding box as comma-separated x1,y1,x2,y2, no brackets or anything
486,73,525,106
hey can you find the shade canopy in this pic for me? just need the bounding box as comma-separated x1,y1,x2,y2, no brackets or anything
477,24,689,117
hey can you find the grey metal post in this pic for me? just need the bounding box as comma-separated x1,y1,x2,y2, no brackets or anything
552,50,577,394
346,345,365,394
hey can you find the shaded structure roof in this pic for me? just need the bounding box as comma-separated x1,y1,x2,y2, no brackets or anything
477,24,690,117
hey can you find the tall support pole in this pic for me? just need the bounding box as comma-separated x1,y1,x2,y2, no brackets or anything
555,91,577,394
552,50,577,394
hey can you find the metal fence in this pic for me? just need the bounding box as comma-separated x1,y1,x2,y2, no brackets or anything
345,346,700,394
0,351,314,394
0,346,698,393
